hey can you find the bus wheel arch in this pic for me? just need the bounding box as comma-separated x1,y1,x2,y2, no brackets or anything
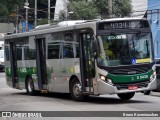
25,75,36,95
69,76,80,88
69,76,86,101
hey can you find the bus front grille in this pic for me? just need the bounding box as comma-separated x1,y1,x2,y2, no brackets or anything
110,67,150,75
114,81,150,90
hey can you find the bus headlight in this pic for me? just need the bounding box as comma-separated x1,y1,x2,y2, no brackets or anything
99,74,106,81
99,74,113,85
150,71,156,81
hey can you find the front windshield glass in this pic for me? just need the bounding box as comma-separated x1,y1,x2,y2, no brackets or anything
97,33,152,67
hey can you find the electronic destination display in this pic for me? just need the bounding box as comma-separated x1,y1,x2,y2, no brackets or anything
98,20,149,30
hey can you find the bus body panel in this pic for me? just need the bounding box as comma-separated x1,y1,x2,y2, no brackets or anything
4,18,157,98
96,77,157,95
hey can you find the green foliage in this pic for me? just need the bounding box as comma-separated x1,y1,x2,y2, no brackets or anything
92,0,109,18
37,19,48,25
0,3,8,16
68,1,98,20
0,0,24,16
66,0,132,20
92,0,132,18
0,0,133,23
113,0,132,17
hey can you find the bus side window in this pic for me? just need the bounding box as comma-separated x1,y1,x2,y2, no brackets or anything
64,33,72,41
48,44,60,59
76,45,79,58
16,46,22,60
5,46,10,61
24,47,36,60
63,44,74,58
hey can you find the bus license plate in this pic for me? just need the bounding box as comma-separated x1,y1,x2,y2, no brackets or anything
128,85,138,90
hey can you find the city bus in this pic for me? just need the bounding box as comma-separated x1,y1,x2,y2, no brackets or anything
4,18,157,101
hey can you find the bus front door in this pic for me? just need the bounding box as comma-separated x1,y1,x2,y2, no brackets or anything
10,42,19,88
36,38,47,90
80,33,95,93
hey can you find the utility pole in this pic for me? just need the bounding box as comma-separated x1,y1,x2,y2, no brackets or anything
15,5,19,33
48,0,51,24
25,0,29,31
108,0,113,18
35,0,37,27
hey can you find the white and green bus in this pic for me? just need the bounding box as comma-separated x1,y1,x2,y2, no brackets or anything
4,18,157,101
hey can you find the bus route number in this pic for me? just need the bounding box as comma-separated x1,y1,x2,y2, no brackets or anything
111,22,127,29
137,75,148,80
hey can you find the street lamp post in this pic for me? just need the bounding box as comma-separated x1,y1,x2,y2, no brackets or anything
15,5,19,33
48,0,51,24
25,0,29,31
35,0,37,27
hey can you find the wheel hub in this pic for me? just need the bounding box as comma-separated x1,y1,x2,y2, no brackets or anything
73,83,81,97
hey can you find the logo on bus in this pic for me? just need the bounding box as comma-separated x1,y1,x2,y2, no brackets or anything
20,68,27,73
128,71,136,74
132,59,136,65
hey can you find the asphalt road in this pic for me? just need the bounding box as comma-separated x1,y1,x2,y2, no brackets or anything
0,72,160,120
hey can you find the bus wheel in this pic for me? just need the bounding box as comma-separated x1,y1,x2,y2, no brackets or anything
26,76,36,95
117,92,135,100
144,90,151,95
70,78,86,101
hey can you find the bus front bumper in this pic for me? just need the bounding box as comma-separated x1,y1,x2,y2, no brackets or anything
96,77,157,95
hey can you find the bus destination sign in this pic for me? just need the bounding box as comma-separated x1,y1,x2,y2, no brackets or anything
98,20,149,30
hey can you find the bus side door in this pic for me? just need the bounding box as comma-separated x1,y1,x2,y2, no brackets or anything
9,42,19,88
35,38,47,90
79,32,95,93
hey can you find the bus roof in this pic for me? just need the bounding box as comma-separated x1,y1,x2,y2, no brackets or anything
33,18,145,31
4,17,147,40
99,17,146,22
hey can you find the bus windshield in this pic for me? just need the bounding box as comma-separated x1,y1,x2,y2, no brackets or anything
97,32,153,66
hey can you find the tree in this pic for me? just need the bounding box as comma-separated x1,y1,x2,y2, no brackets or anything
92,0,132,18
0,0,56,23
0,0,24,32
67,0,99,20
66,0,132,20
113,0,132,17
0,0,24,17
0,0,24,25
92,0,108,18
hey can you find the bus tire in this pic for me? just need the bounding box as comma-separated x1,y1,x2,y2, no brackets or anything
26,76,36,95
70,78,86,101
117,92,135,100
144,90,151,95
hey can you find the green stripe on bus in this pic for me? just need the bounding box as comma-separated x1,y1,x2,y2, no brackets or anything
5,67,37,82
107,70,153,84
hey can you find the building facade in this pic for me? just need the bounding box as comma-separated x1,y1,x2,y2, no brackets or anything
148,0,160,58
54,0,67,20
0,23,15,33
132,0,148,17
